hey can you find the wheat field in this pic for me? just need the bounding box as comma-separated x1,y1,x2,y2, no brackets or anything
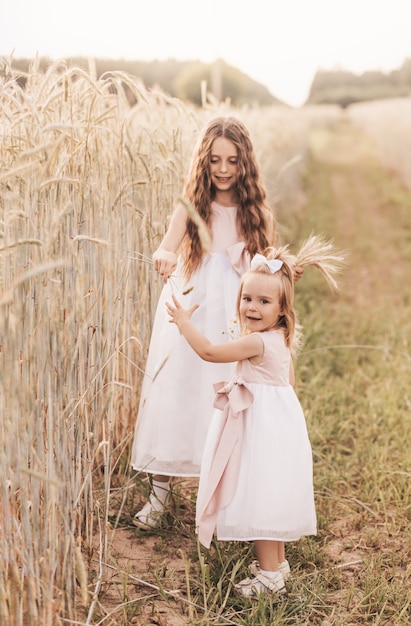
1,61,410,625
0,60,339,625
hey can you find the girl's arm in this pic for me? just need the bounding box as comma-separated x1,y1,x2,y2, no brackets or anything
289,359,295,386
153,205,188,283
166,295,263,363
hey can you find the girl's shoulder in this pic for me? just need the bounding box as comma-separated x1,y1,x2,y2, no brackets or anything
259,328,285,337
259,329,287,346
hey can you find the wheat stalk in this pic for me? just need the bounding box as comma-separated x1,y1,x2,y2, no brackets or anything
295,233,347,290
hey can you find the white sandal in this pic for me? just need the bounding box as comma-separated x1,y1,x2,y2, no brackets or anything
235,571,286,597
249,559,291,581
132,499,164,530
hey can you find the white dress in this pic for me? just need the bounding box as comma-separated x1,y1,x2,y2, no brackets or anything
196,330,317,543
131,202,247,477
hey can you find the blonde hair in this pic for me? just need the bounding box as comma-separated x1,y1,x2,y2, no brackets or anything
181,116,277,279
236,248,299,351
236,235,346,353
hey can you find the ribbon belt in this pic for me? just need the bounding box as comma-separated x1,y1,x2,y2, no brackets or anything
196,377,254,548
227,241,250,276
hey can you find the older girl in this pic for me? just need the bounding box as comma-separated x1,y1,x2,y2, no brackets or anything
131,116,297,528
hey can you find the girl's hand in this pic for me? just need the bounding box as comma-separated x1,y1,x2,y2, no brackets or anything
288,254,304,283
166,295,199,331
152,249,178,284
293,265,304,282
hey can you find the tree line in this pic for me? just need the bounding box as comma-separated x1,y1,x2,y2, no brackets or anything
3,55,411,108
3,56,282,107
307,58,411,107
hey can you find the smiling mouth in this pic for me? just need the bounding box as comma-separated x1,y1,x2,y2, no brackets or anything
217,176,231,183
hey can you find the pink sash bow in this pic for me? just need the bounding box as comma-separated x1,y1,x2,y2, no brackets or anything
227,241,251,276
196,377,254,548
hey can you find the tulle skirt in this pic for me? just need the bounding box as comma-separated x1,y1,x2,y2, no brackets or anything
197,383,317,541
131,252,240,476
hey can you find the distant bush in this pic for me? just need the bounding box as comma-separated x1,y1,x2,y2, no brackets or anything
173,59,278,106
307,58,411,107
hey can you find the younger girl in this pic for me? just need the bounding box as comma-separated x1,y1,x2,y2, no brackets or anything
166,238,343,597
131,116,294,528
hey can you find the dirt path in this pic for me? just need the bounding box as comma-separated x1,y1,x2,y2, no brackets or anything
308,118,410,309
299,118,411,619
98,119,411,625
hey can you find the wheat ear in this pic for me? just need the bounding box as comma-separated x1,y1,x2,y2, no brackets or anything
294,234,347,291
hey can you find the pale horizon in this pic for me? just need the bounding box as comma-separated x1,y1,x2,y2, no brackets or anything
1,0,410,107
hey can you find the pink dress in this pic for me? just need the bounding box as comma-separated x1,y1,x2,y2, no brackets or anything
131,202,248,477
196,330,317,547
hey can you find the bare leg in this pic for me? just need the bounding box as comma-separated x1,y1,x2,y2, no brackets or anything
255,540,281,572
278,541,285,563
249,540,289,577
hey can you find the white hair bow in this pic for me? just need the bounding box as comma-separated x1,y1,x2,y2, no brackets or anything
250,254,283,274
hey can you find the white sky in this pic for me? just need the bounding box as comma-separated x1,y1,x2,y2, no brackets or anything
1,0,411,106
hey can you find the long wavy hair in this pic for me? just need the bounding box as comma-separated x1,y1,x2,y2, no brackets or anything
181,116,278,278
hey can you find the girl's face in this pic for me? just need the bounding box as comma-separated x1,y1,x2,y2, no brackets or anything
239,272,283,333
209,137,239,193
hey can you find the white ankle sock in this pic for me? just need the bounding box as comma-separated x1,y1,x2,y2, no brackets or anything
151,479,170,505
260,568,281,579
